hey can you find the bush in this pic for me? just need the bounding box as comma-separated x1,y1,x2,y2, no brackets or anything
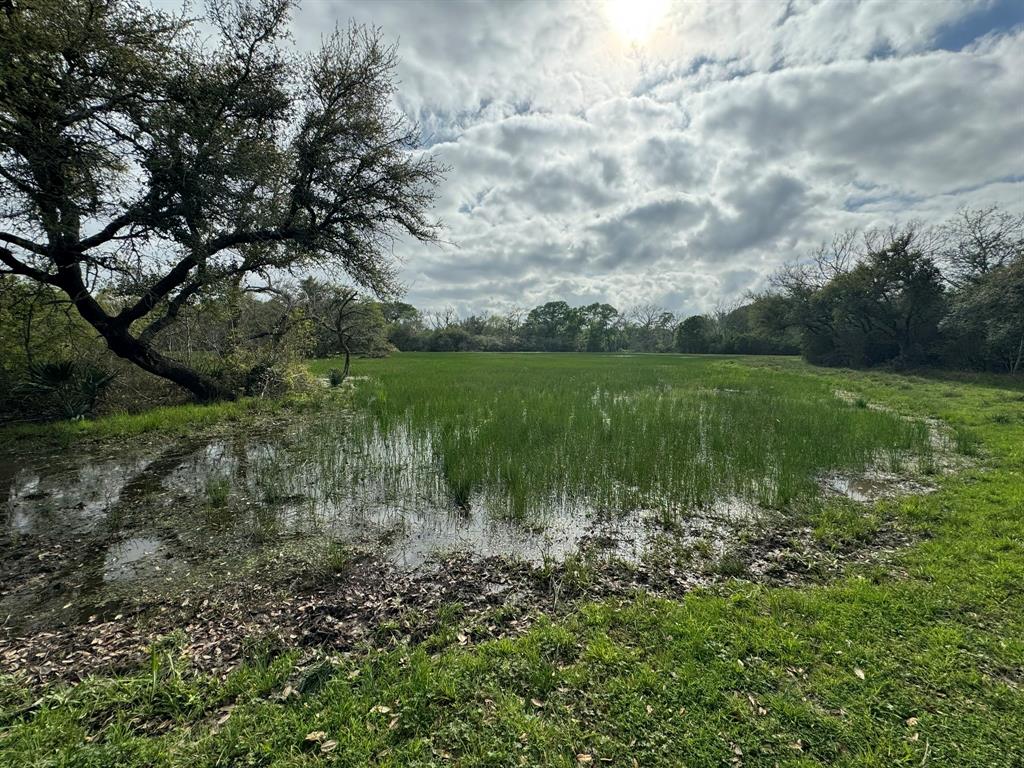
18,360,116,420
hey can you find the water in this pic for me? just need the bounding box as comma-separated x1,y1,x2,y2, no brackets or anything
3,398,937,632
1,419,771,632
821,471,933,502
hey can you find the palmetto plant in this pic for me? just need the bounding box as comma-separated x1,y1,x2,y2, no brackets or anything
21,360,116,420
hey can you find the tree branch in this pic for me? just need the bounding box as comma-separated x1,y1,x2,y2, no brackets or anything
0,246,57,284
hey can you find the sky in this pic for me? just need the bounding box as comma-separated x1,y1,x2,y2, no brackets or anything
288,0,1024,318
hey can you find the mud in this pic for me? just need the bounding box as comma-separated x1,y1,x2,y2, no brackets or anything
1,513,919,686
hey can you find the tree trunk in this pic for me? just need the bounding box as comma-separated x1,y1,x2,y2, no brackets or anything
102,325,236,402
341,339,351,382
52,265,236,402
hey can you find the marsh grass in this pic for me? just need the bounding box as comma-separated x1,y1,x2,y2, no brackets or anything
204,476,231,508
309,354,933,522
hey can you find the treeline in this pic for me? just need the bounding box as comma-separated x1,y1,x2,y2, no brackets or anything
2,206,1020,422
764,206,1023,373
383,205,1022,373
379,300,798,355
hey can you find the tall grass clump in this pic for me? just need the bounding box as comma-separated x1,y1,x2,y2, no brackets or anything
307,354,935,521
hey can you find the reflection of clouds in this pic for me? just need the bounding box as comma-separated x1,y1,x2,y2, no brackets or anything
6,456,153,535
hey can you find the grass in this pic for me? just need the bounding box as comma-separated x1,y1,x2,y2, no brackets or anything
310,354,934,519
0,398,273,445
0,389,340,448
2,356,1023,766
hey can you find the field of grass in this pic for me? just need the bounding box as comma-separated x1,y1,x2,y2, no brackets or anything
2,355,1023,767
310,354,933,517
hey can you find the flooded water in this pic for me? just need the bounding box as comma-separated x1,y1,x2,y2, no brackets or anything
2,396,944,633
0,417,760,631
821,471,934,502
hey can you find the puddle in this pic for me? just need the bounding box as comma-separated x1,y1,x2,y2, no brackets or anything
3,455,155,536
821,471,934,502
1,420,766,632
104,536,167,582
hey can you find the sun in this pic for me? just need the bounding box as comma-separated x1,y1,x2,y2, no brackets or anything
604,0,670,45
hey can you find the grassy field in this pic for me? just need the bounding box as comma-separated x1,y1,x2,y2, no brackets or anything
310,354,935,516
2,355,1023,767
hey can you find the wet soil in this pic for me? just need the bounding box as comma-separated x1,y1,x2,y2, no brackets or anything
1,397,946,686
0,511,921,685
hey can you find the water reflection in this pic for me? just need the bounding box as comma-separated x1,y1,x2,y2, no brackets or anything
2,414,768,629
104,536,166,582
3,455,154,535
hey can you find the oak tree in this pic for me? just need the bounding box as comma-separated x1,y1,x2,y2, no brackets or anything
0,0,442,400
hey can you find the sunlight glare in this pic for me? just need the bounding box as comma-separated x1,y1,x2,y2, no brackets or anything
605,0,670,45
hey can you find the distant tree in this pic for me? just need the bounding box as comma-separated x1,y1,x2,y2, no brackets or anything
379,301,424,350
0,0,442,400
771,225,946,366
945,258,1024,373
675,315,714,353
578,303,620,352
428,326,474,352
522,301,583,351
297,278,387,379
939,206,1024,288
427,307,459,330
497,306,526,349
380,302,421,324
459,314,490,336
628,304,675,352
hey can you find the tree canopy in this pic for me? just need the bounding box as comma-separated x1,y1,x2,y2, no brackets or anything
0,0,442,399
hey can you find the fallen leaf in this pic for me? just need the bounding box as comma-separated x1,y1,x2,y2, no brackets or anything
576,755,593,764
854,667,865,680
304,730,327,743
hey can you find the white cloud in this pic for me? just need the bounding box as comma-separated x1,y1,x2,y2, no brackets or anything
287,0,1023,317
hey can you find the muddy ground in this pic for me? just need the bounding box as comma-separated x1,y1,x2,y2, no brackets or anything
1,513,918,686
1,398,944,687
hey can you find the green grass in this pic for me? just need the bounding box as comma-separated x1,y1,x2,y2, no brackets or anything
0,398,268,444
0,390,336,447
310,353,933,518
2,356,1023,767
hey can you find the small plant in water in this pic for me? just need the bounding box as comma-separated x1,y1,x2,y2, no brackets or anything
324,541,349,572
205,476,231,508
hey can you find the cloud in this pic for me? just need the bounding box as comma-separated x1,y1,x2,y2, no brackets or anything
286,0,1024,317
